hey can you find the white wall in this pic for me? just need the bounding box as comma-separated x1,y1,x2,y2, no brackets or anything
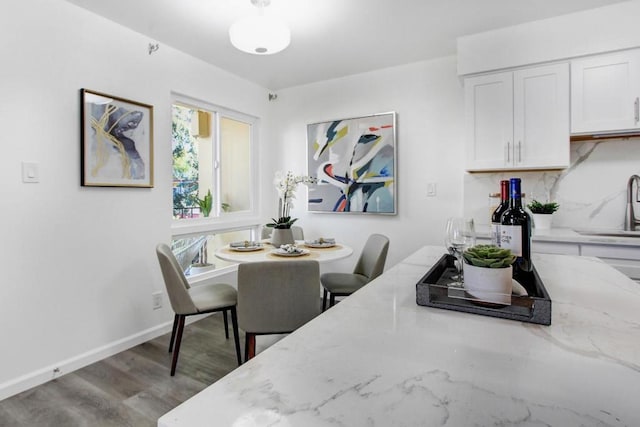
0,0,271,399
457,0,640,75
271,57,466,270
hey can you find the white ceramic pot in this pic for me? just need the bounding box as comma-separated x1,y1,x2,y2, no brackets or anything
271,228,295,248
463,263,513,305
532,213,553,230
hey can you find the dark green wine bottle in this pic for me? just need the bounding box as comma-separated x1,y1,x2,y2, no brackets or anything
500,178,532,273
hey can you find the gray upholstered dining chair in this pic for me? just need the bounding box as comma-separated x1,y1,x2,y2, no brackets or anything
321,233,390,311
156,243,242,375
237,260,320,361
261,225,305,241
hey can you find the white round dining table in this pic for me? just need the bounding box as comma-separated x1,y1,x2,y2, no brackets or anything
215,240,353,264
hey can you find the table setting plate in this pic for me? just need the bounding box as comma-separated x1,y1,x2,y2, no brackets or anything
230,245,263,252
271,248,310,257
304,242,336,248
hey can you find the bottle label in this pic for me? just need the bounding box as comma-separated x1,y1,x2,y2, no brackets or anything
500,225,522,256
491,223,501,246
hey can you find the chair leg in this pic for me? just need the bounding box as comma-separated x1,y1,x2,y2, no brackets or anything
329,294,336,308
168,314,179,353
170,315,186,376
223,310,230,339
230,307,242,366
245,333,256,362
322,289,328,312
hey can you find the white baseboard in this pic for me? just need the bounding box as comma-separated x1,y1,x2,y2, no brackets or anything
0,320,177,401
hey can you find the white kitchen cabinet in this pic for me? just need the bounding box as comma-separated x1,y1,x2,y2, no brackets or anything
571,49,640,135
465,63,569,171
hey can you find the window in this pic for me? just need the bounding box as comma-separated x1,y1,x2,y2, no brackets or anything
172,102,255,219
170,94,260,276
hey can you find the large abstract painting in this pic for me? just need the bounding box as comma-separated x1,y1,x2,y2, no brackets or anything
307,112,396,214
81,89,154,187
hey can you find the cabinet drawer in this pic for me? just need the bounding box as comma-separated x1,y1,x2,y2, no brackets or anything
581,244,640,260
600,259,640,281
532,241,579,255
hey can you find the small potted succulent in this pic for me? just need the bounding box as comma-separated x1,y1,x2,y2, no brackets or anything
526,199,559,230
462,245,516,305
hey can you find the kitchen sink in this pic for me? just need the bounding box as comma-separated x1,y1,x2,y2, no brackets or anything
574,229,640,238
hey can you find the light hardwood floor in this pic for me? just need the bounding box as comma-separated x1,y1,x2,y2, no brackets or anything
0,314,239,427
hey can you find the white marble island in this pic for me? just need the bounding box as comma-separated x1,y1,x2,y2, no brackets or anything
159,246,640,426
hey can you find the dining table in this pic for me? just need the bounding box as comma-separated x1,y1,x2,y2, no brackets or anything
214,240,353,264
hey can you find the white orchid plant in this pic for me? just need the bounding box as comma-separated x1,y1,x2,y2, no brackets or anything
267,170,317,229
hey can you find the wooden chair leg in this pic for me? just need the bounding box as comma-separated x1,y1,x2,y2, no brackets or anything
322,289,328,312
168,314,179,353
245,333,256,362
329,294,336,308
223,310,230,339
170,315,186,376
230,307,242,366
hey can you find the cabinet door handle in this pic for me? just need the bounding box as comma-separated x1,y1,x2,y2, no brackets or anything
506,142,511,163
635,97,639,124
518,141,522,163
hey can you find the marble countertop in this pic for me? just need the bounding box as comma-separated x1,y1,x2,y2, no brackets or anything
158,246,640,426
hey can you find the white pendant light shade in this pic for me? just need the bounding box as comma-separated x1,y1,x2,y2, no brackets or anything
229,14,290,55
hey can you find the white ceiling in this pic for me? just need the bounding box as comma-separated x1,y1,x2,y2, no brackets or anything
64,0,628,90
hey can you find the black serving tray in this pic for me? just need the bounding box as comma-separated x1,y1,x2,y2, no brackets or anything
416,254,552,325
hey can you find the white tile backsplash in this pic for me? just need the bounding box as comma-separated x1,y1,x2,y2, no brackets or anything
464,137,640,230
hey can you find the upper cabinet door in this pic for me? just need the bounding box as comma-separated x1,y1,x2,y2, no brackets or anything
465,64,569,172
571,50,640,134
465,72,513,171
514,63,570,169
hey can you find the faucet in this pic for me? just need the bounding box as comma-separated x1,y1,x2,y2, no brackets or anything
625,174,640,230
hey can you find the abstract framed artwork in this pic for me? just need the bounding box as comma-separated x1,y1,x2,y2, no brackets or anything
81,88,154,187
307,112,396,214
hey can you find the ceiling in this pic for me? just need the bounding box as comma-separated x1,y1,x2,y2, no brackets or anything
64,0,628,90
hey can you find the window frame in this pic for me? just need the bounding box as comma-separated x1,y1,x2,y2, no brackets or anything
170,92,261,243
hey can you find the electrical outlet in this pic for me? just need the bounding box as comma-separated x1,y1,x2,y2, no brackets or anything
152,291,163,310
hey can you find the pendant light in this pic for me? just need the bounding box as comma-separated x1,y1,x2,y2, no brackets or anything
229,0,291,55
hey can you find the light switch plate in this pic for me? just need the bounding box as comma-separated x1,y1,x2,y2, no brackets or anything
22,162,39,183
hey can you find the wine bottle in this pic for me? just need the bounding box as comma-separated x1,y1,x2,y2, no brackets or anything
490,180,510,246
500,178,532,273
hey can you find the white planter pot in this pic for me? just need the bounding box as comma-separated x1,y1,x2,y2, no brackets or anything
532,213,553,230
463,263,513,305
271,228,295,248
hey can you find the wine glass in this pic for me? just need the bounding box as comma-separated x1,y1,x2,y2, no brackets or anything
444,217,476,286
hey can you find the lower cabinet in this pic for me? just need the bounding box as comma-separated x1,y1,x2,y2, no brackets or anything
581,244,640,282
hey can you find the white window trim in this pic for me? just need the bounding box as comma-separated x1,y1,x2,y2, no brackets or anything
170,92,261,239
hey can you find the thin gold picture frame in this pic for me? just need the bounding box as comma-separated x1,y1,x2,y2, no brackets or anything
81,88,154,188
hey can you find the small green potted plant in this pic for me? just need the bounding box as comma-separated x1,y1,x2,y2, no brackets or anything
197,189,213,217
462,245,516,305
526,199,559,230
